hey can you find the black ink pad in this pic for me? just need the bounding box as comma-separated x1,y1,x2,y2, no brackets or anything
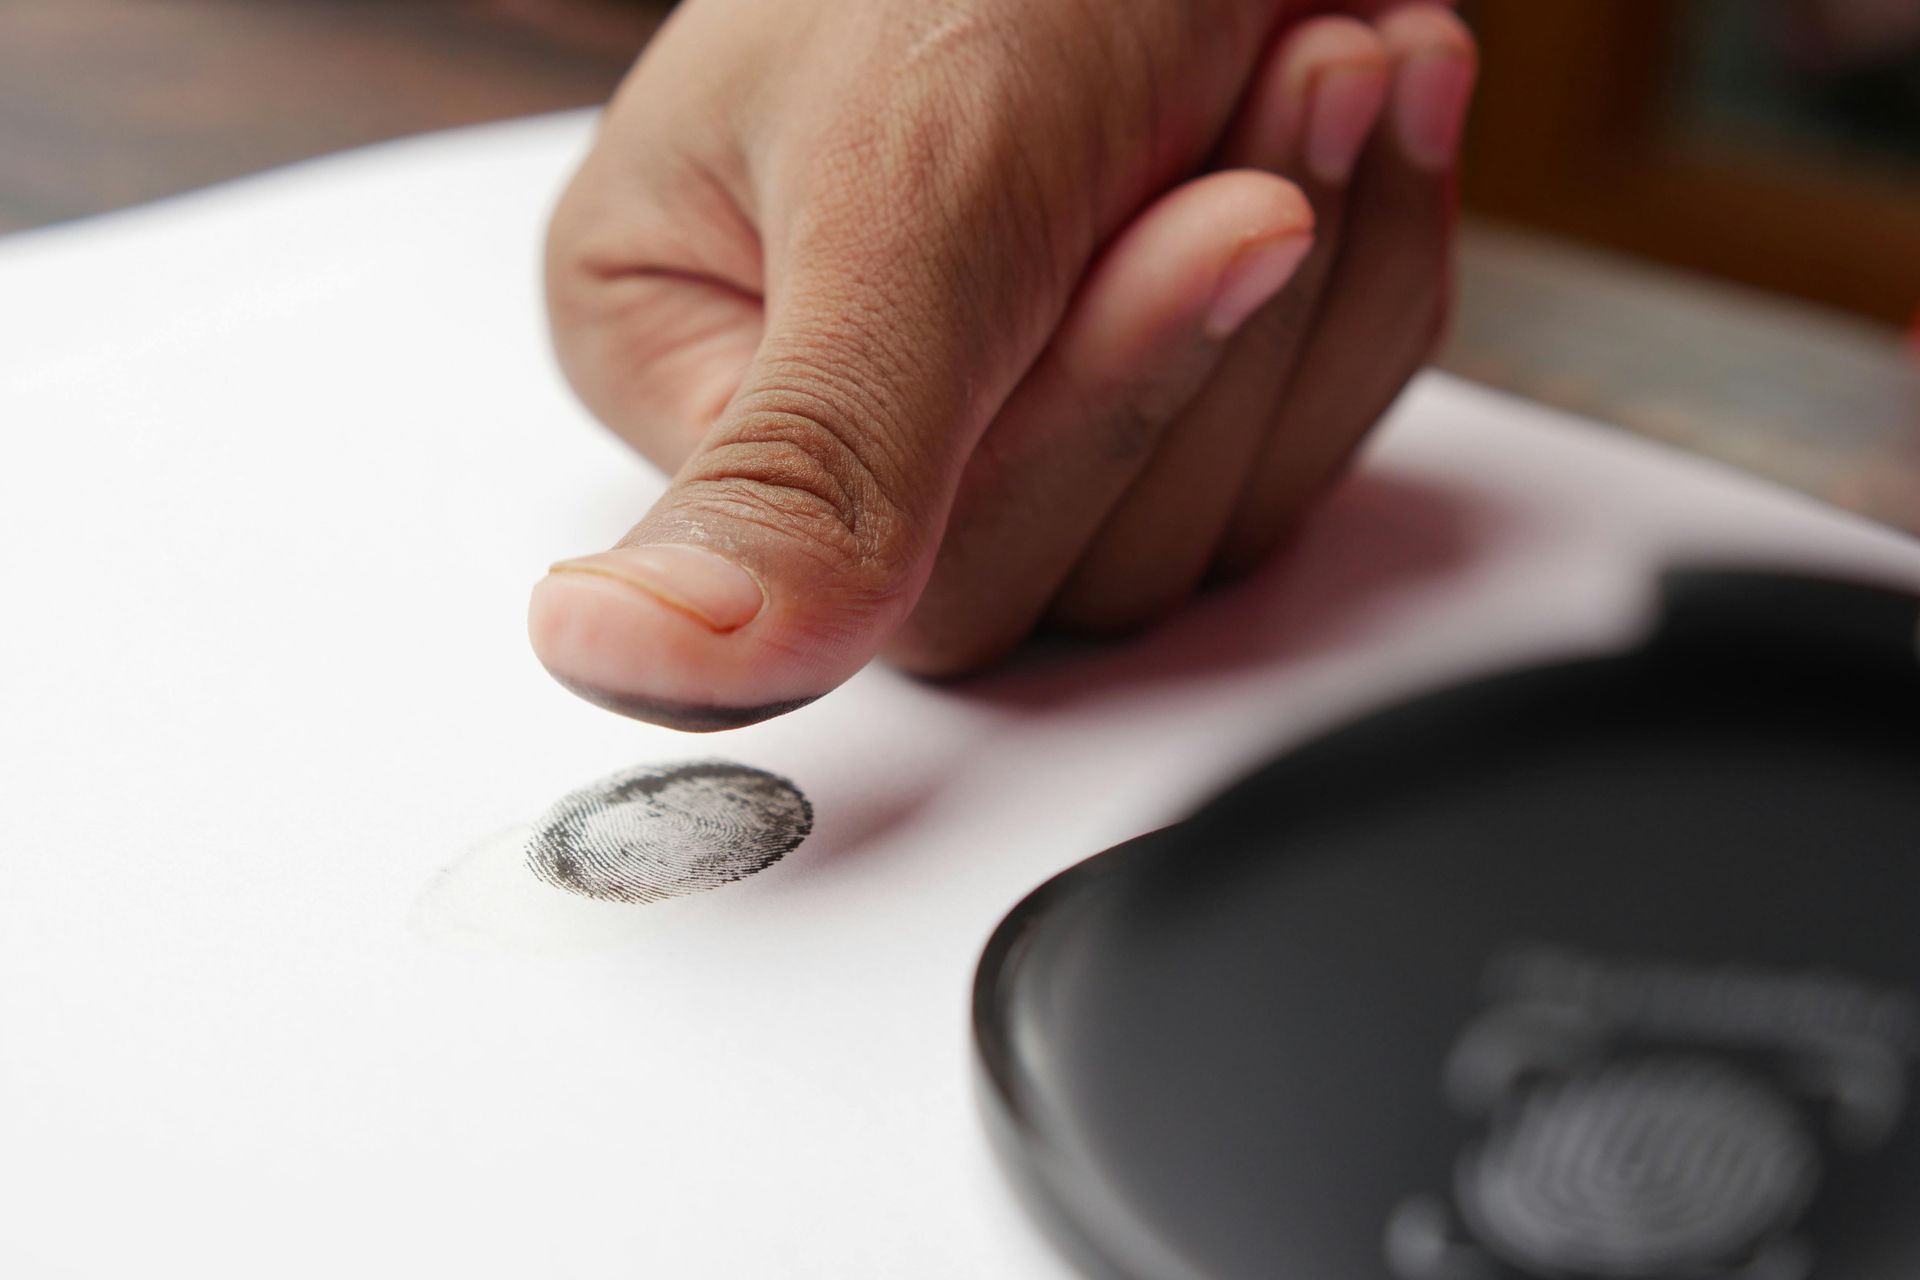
974,570,1920,1280
528,761,812,903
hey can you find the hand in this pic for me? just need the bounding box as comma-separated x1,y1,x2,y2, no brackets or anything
531,0,1477,729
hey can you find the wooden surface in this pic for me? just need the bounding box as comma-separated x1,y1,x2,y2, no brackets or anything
1440,222,1920,529
1460,0,1920,329
5,0,1916,537
0,0,663,231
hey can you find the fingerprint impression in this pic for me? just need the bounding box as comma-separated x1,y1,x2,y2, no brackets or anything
527,761,814,904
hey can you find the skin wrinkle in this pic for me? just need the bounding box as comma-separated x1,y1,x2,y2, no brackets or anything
555,281,755,453
777,152,975,428
621,339,753,456
666,484,858,568
945,14,1118,438
674,437,876,566
782,1,1132,446
546,158,765,456
709,392,885,523
666,444,926,603
873,103,1025,342
678,97,766,233
1030,0,1118,229
740,346,927,504
1036,1,1148,246
756,250,1006,550
829,34,1075,343
1002,121,1074,321
787,302,938,456
943,61,1084,338
1111,3,1168,190
557,129,762,293
618,167,759,291
1052,0,1243,218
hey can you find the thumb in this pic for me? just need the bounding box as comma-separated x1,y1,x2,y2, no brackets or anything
529,179,1060,730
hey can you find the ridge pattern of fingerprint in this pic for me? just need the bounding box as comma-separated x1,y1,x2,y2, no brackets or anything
527,761,813,903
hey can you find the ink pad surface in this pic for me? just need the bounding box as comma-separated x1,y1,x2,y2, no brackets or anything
975,571,1920,1280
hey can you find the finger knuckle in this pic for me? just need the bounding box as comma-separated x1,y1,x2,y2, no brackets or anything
886,619,1012,680
887,583,1027,677
1050,581,1189,638
1043,348,1193,468
683,391,921,591
1097,397,1172,466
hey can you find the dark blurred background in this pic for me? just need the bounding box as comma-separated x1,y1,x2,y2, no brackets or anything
1464,0,1920,327
3,0,1916,526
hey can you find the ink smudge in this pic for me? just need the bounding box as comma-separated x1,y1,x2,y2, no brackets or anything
526,761,812,903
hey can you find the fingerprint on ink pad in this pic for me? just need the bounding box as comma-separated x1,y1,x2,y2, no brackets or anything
526,761,813,903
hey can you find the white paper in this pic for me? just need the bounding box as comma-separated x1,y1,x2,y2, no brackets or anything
3,112,1918,1279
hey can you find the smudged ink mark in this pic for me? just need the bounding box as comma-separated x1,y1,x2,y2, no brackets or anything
527,761,812,903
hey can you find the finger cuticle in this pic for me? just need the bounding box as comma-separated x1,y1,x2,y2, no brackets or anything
1393,49,1477,172
548,543,765,634
1304,64,1388,185
1204,234,1313,342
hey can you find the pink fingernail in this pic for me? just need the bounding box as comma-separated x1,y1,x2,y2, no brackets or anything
1393,49,1476,172
1205,234,1313,341
1306,64,1388,185
548,544,764,633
